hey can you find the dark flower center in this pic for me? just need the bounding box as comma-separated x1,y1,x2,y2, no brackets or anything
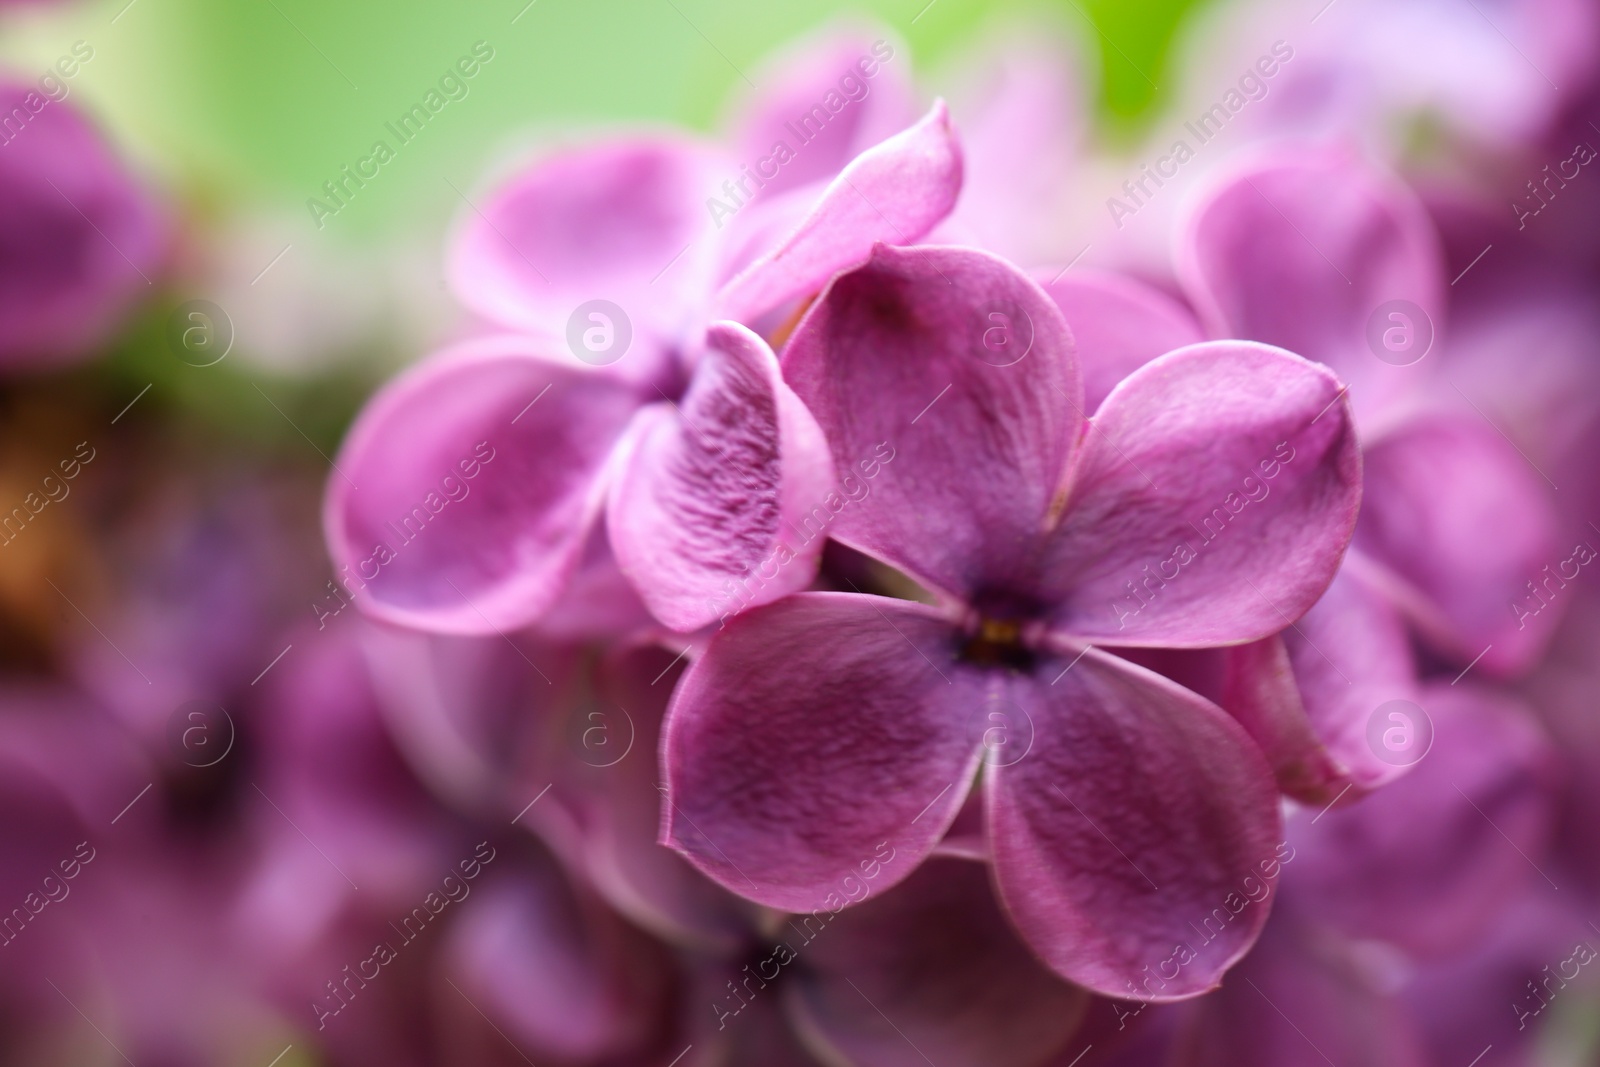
959,617,1036,672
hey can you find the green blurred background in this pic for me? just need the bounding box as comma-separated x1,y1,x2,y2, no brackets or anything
0,0,1209,455
2,0,1206,234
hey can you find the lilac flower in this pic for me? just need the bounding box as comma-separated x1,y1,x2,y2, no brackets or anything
937,28,1090,265
326,95,961,634
662,243,1363,998
1176,148,1560,802
376,631,752,947
1035,268,1205,413
433,839,676,1064
717,22,919,210
1177,0,1599,152
234,622,600,1062
371,633,1087,1064
441,845,1089,1067
1067,681,1559,1067
0,685,289,1065
0,79,164,370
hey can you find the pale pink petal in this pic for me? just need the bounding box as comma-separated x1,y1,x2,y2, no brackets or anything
325,336,642,633
715,102,963,323
1176,148,1445,421
1223,565,1420,804
987,648,1283,1000
607,322,833,631
721,24,915,204
783,243,1080,602
662,592,980,912
1044,342,1362,647
446,134,720,356
1355,414,1560,674
1039,269,1204,412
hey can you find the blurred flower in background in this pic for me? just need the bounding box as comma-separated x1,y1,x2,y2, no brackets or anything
0,0,1597,1064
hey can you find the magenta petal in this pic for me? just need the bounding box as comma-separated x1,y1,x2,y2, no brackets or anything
784,243,1081,600
1220,636,1338,804
446,134,718,343
1039,269,1204,413
716,102,964,323
361,625,569,810
366,627,748,947
986,649,1283,1000
696,985,831,1067
942,35,1083,265
722,25,916,203
1176,149,1444,418
1225,566,1420,804
607,322,833,631
1289,684,1559,959
325,336,642,633
1171,907,1429,1067
789,857,1087,1067
0,81,166,368
545,644,755,948
442,853,668,1060
662,592,980,911
1045,342,1362,647
1354,414,1560,673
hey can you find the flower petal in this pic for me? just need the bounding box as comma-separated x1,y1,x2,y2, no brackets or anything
1170,906,1429,1067
325,336,642,633
716,102,964,323
1354,414,1560,674
1044,341,1362,647
942,32,1085,265
365,627,750,948
721,24,916,204
360,625,573,812
783,243,1080,601
986,648,1283,1000
545,643,756,948
607,322,833,631
445,134,719,351
1039,269,1204,413
441,849,670,1060
1176,149,1444,420
1223,565,1420,804
0,81,167,369
1288,684,1559,958
663,592,980,912
790,856,1087,1067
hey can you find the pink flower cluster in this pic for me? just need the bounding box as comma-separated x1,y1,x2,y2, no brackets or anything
4,5,1600,1066
311,15,1600,1065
